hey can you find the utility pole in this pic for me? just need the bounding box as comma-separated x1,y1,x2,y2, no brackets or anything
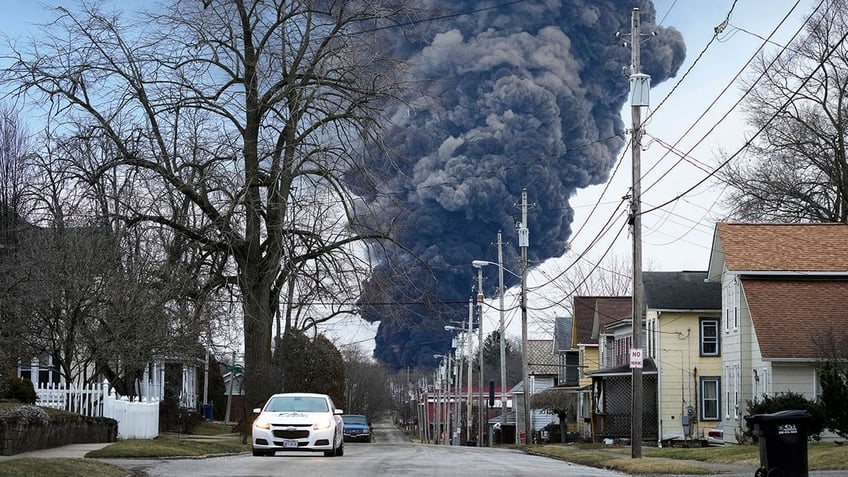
518,188,531,445
476,269,485,446
453,331,463,445
466,298,474,444
435,366,441,444
628,7,650,459
497,231,508,437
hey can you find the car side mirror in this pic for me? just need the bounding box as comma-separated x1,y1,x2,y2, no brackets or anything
253,408,261,414
334,409,344,415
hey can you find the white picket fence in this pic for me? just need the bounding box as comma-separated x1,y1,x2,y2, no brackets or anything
36,380,160,439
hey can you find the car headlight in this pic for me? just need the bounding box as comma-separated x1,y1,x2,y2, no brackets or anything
313,416,333,430
254,417,270,430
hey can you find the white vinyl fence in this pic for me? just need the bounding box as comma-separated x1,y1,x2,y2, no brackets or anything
35,380,160,440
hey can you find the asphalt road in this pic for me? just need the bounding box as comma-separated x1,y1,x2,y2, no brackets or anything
104,419,625,477
4,419,844,477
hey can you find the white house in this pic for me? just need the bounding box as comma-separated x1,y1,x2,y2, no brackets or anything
707,222,848,441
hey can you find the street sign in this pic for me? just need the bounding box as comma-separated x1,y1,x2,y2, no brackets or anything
629,348,643,369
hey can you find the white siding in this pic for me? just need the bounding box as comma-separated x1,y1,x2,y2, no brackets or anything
772,362,818,400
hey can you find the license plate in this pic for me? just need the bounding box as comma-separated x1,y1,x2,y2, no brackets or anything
283,439,298,448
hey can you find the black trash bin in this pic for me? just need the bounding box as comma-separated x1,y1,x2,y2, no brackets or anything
744,409,811,477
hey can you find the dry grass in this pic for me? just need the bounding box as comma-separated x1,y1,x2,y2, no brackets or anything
86,435,248,458
808,442,848,470
529,441,848,474
0,458,130,477
529,445,713,475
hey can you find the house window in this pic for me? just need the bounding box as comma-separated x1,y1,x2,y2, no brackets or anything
733,364,740,418
723,277,740,332
723,281,730,332
762,368,769,397
614,336,631,367
700,377,721,421
724,365,732,419
19,355,60,386
700,318,720,356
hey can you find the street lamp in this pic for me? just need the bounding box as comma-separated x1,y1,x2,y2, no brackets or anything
471,249,509,443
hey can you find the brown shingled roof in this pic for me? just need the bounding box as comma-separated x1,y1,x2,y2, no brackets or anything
717,223,848,272
742,278,848,359
572,296,631,346
594,298,632,339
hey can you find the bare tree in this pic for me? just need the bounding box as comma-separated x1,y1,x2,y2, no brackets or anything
0,104,33,376
342,346,392,418
3,1,407,411
531,387,576,442
718,0,848,222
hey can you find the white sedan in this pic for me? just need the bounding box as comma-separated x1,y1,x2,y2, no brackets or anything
251,392,345,457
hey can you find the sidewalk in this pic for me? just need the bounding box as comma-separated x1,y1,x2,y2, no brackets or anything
0,442,112,462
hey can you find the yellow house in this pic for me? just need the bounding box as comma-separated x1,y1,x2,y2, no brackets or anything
572,296,632,387
643,271,722,444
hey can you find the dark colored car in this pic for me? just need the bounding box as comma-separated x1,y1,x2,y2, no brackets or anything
341,414,371,442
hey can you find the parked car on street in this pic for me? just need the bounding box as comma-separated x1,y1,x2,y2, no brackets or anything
341,414,371,442
251,393,344,457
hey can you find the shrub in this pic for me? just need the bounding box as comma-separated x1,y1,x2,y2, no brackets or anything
745,391,825,440
0,378,37,404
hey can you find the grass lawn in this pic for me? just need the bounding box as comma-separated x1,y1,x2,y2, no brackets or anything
528,441,848,474
0,458,131,477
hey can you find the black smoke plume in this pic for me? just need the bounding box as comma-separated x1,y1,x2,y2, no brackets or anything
352,1,685,369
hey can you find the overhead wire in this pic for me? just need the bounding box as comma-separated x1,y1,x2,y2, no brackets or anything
524,0,748,297
517,0,820,320
640,0,837,217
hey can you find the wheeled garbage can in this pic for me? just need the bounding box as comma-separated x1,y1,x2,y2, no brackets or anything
744,409,811,477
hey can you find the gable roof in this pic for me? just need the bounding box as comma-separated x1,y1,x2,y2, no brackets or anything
527,339,558,375
573,296,631,346
592,297,632,341
709,223,848,279
643,271,721,311
743,278,848,360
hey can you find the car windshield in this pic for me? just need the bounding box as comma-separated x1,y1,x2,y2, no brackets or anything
265,396,329,413
343,415,368,425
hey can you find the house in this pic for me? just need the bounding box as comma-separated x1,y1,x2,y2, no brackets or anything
511,339,558,443
0,209,202,413
707,222,848,441
583,293,659,442
568,296,631,439
572,296,632,385
643,271,722,444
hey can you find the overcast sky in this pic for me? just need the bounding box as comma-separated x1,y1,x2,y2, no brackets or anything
0,1,818,353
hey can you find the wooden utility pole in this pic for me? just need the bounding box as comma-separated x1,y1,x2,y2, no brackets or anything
476,271,485,446
497,231,508,434
467,298,474,444
518,188,531,445
629,7,649,459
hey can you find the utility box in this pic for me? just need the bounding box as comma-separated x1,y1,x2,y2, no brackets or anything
744,410,811,477
629,73,651,107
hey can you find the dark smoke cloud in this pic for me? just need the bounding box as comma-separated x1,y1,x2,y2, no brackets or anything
353,1,685,369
